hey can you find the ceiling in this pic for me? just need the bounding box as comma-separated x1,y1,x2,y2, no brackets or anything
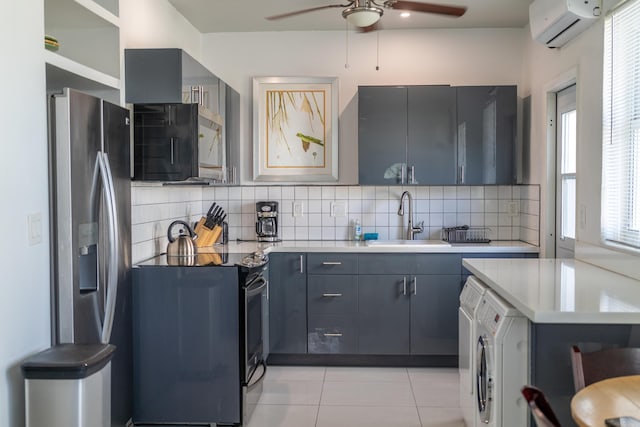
168,0,534,33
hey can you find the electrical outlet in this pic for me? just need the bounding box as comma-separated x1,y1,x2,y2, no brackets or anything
293,201,304,217
331,201,346,217
507,201,520,217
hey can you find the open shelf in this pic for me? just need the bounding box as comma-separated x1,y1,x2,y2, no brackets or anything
44,0,120,97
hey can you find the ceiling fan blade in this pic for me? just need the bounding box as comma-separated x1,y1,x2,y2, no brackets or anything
266,4,349,20
385,1,467,17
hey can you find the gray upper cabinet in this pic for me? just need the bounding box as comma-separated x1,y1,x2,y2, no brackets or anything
408,86,457,185
358,85,456,185
125,48,219,107
358,84,517,185
125,48,239,184
456,85,517,185
225,85,240,185
358,86,407,185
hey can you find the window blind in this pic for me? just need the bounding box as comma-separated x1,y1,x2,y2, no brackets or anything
602,0,640,249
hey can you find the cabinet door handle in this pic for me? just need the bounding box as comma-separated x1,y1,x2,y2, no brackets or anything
170,138,175,164
412,276,417,296
401,163,407,184
460,165,465,184
410,166,416,184
299,255,304,274
403,276,407,296
322,293,343,297
322,261,342,265
167,105,173,126
323,333,343,337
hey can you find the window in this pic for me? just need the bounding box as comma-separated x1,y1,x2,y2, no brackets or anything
602,0,640,250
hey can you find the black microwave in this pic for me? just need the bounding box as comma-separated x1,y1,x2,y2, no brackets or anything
132,103,225,182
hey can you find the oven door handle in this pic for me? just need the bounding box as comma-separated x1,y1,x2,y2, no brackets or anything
246,277,268,298
247,360,267,392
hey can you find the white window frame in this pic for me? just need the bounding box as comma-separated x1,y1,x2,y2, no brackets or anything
602,0,640,251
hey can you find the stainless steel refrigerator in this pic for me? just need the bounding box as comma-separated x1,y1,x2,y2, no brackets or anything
48,88,132,426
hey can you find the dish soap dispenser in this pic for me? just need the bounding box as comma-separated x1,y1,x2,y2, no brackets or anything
354,219,362,241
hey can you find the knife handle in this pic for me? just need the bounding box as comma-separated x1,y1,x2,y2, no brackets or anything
209,225,223,245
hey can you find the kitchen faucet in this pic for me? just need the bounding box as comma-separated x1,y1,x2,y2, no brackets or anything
398,191,424,240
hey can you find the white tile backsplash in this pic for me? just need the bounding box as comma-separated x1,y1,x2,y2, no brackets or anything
131,184,541,262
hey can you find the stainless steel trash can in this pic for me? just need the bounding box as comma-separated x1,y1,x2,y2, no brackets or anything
22,343,115,427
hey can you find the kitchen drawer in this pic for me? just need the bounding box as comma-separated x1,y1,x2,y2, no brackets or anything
308,315,357,354
308,275,357,315
358,254,413,275
412,254,461,275
306,253,358,275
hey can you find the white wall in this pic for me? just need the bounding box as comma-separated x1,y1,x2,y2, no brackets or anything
0,2,204,425
201,28,527,185
521,3,640,274
120,0,202,60
0,1,52,426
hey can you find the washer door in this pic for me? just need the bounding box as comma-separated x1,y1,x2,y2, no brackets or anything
476,335,493,424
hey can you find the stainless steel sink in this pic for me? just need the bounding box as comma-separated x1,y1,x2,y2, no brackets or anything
366,240,451,248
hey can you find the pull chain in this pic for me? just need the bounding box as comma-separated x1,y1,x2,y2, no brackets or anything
376,31,380,71
345,21,350,69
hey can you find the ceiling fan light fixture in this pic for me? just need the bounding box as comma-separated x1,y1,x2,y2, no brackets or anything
342,6,383,27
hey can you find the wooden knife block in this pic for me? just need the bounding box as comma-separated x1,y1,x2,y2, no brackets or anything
194,217,222,248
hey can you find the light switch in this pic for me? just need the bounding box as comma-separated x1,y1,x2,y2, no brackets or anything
293,201,304,217
27,213,42,246
579,205,587,229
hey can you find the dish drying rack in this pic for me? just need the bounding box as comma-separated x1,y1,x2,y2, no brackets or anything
441,226,491,243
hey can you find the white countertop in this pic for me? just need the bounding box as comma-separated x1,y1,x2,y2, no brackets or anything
462,258,640,324
217,240,538,254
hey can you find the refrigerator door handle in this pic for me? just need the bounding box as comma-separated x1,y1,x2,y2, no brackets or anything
97,152,119,344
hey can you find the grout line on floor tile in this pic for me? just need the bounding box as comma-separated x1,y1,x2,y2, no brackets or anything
314,366,327,426
407,367,424,426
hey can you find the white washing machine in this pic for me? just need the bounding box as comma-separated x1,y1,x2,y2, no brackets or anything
459,276,489,427
475,291,529,427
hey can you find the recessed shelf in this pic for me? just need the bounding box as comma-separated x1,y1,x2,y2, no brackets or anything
44,0,121,99
45,51,119,94
45,0,119,29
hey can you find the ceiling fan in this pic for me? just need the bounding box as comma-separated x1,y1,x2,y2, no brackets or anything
266,0,467,29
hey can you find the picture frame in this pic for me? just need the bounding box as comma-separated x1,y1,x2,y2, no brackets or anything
253,76,339,181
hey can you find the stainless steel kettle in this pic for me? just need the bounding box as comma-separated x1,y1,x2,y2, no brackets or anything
166,220,198,258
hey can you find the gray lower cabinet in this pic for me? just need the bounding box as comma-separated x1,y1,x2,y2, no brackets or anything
410,274,461,355
132,265,241,424
268,253,307,354
358,274,411,354
307,254,358,354
268,251,536,360
358,254,462,356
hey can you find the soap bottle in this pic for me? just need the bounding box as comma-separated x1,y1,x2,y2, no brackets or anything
354,219,362,241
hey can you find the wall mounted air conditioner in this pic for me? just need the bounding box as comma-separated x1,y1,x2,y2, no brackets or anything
529,0,601,48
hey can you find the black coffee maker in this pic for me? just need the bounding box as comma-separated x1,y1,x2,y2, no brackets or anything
256,201,280,242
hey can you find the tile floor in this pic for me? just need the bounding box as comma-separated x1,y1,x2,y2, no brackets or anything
246,366,465,427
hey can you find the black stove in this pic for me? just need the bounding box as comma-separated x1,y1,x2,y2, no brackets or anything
142,250,268,268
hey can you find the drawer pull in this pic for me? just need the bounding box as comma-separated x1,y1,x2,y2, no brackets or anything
322,293,343,297
323,333,343,337
322,261,342,265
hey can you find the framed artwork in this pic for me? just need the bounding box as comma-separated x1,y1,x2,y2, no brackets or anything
253,76,338,181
